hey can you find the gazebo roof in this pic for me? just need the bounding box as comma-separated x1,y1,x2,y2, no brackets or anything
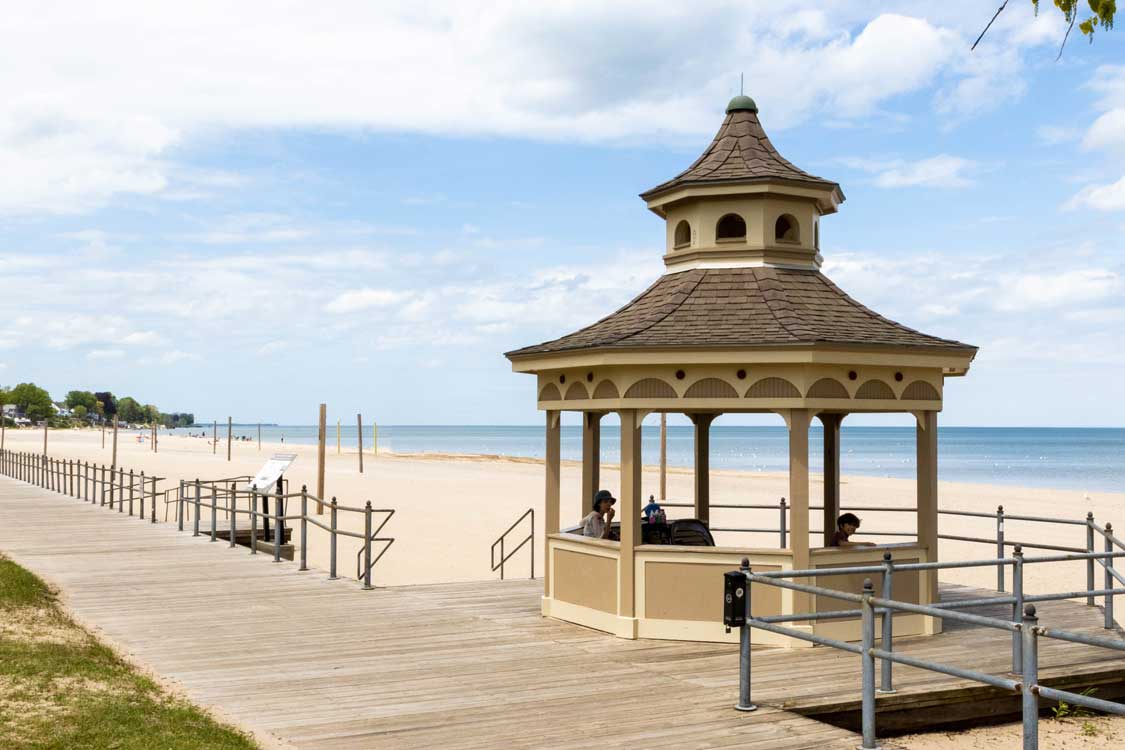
506,267,977,359
640,96,841,202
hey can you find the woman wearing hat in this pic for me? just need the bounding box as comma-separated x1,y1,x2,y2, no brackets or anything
582,490,616,539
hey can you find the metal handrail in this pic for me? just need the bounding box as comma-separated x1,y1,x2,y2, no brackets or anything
731,540,1125,750
491,508,534,580
355,507,395,587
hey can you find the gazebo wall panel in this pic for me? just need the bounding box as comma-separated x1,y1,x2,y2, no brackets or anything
592,380,620,399
624,378,678,399
683,377,739,399
806,378,850,399
563,382,589,400
538,383,562,402
902,380,941,400
745,376,801,398
855,380,895,399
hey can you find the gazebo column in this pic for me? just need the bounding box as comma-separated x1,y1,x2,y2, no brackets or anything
543,410,561,602
786,409,813,615
581,412,602,508
617,409,643,636
916,410,939,608
691,413,715,524
819,413,844,546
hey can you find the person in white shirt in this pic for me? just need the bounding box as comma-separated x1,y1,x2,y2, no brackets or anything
582,490,616,539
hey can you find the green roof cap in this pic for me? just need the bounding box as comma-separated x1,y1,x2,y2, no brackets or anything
725,94,758,113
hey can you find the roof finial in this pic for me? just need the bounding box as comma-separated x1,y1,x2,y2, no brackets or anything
726,79,757,114
740,72,744,96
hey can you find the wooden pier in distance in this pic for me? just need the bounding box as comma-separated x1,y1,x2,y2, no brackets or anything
1,477,1124,749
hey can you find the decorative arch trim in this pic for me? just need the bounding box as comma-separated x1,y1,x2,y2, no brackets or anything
807,378,850,399
564,382,589,400
592,380,620,399
902,381,941,400
745,377,801,399
855,380,895,400
624,378,678,399
683,377,739,399
538,383,562,401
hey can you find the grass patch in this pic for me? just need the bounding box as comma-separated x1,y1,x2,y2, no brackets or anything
0,555,259,750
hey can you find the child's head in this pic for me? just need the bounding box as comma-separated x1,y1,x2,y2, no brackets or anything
837,512,861,534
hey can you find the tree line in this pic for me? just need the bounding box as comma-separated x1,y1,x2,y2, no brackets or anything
0,382,194,428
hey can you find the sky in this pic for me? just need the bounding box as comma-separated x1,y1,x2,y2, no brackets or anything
1,2,1124,428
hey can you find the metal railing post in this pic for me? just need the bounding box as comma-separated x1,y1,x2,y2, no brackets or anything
997,505,1006,592
736,558,757,712
178,480,185,531
1012,545,1024,674
150,475,156,523
138,471,144,519
193,479,201,536
250,488,258,554
129,469,135,516
210,484,217,540
363,501,373,589
100,465,106,507
1106,523,1115,630
273,492,283,563
879,553,895,694
531,509,535,580
299,486,308,571
118,468,125,512
329,498,338,579
229,485,237,548
1086,513,1096,606
779,497,788,548
860,579,878,750
1021,604,1039,750
499,536,505,581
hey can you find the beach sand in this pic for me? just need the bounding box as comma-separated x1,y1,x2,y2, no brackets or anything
4,426,1125,747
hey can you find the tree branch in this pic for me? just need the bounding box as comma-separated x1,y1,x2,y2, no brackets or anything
972,0,1010,51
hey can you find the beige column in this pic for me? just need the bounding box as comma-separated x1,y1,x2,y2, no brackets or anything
691,413,715,524
819,413,844,546
581,412,601,509
916,410,939,605
618,409,642,627
544,410,561,599
787,409,812,614
659,413,667,501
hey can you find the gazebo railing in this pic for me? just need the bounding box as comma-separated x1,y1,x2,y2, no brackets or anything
660,496,1100,592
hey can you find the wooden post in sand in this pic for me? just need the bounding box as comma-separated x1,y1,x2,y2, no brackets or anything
316,404,327,513
101,422,105,449
227,417,232,461
1,410,5,452
357,414,364,474
43,419,48,455
111,417,118,469
212,421,217,454
372,421,378,456
659,413,667,501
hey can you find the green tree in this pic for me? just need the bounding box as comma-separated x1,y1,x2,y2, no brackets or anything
143,404,161,425
116,397,145,424
72,404,88,420
65,390,98,413
94,392,116,419
9,383,54,422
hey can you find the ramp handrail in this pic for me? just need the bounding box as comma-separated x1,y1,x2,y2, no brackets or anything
491,508,534,580
730,532,1125,750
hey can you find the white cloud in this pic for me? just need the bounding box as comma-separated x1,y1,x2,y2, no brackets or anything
86,349,125,360
1065,176,1125,212
324,288,413,314
994,270,1121,312
0,4,1057,216
121,331,165,346
841,154,975,188
1083,66,1125,152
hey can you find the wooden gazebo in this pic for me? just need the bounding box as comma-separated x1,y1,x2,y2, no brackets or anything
506,94,977,644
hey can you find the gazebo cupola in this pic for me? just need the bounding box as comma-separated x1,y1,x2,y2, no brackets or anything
506,94,978,645
641,95,844,273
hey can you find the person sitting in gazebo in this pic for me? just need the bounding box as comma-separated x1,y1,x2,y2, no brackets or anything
829,513,875,548
582,490,616,539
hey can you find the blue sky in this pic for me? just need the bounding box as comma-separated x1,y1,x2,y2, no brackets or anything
2,2,1124,427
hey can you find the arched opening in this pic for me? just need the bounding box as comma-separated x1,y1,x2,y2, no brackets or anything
715,213,746,242
775,214,800,243
673,220,691,249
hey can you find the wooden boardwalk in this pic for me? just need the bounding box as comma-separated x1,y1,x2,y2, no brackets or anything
2,477,1124,749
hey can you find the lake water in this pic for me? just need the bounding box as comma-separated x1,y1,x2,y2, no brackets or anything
175,425,1125,493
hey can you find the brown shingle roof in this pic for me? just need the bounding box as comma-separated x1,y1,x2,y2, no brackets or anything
640,108,840,200
506,268,976,358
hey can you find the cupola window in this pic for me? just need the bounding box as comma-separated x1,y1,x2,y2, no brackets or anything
673,220,691,249
715,213,746,242
775,214,799,244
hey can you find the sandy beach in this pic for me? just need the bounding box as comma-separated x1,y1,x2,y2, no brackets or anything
4,426,1122,595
